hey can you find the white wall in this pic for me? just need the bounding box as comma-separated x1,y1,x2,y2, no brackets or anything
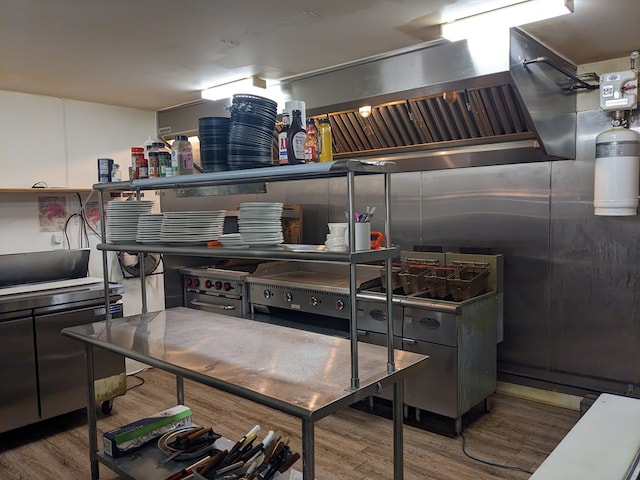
0,90,164,319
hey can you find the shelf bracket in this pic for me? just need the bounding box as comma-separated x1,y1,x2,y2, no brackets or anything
523,56,599,91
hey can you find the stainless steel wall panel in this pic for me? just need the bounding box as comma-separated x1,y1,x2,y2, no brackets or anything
418,163,552,383
547,110,640,394
389,173,422,250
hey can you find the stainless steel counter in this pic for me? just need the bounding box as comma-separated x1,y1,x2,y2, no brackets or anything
63,307,427,421
63,307,428,479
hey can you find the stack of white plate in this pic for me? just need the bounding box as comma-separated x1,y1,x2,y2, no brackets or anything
136,213,164,243
238,202,284,247
160,210,226,244
106,200,155,243
219,233,249,248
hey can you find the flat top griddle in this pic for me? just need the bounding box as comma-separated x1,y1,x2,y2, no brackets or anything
246,263,381,294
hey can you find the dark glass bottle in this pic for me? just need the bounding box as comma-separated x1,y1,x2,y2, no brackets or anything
286,109,306,164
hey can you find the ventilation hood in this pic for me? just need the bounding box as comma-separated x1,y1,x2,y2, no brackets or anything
277,28,579,171
158,29,580,173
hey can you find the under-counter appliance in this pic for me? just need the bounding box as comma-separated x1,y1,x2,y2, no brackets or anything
246,261,382,320
359,251,502,433
179,265,253,318
0,249,125,434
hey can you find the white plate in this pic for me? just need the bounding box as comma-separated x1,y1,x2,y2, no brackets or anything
239,202,283,208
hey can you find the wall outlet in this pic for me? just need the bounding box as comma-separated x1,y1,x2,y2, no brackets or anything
52,232,63,245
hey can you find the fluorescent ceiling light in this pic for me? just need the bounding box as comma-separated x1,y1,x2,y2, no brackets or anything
441,0,573,42
201,76,267,101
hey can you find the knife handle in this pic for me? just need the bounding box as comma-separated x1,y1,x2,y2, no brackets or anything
187,426,211,441
262,437,279,464
176,425,201,441
278,452,300,473
198,449,228,476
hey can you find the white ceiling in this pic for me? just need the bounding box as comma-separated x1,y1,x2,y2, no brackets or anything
1,0,638,112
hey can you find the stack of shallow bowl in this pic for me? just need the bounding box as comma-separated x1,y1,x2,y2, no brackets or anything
136,213,164,243
238,202,283,247
198,116,230,172
219,233,248,248
160,210,226,245
227,94,278,170
105,200,155,243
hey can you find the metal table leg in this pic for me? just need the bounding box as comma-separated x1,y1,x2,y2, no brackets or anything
176,375,184,405
85,344,99,480
301,419,315,480
393,380,404,480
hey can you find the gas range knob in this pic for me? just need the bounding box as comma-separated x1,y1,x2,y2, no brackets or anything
222,282,232,292
214,281,222,290
192,279,200,288
285,292,293,302
310,296,320,306
336,299,345,310
184,278,192,287
263,289,272,299
204,280,213,289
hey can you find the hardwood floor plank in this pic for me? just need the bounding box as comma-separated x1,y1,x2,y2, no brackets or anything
0,368,579,479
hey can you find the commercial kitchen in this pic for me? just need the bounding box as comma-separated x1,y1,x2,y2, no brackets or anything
1,1,640,479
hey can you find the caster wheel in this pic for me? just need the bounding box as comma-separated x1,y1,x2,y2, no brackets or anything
101,399,114,415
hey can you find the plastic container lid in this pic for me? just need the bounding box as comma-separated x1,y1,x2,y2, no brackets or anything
131,147,144,152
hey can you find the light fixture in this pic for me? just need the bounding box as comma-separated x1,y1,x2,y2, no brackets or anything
441,0,573,42
358,105,372,118
201,76,267,101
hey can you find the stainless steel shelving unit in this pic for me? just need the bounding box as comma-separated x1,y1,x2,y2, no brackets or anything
63,160,429,480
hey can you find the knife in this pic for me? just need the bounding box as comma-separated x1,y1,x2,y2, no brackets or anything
225,425,260,464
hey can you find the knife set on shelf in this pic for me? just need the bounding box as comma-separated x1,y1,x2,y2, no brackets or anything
162,424,300,480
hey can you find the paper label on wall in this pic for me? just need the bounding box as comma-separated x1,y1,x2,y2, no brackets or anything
38,196,67,232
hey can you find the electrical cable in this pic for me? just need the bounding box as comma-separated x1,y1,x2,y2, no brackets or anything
76,192,90,248
62,213,84,249
78,190,103,241
460,432,534,475
127,374,145,391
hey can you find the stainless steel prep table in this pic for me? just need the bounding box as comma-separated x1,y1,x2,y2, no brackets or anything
63,306,428,479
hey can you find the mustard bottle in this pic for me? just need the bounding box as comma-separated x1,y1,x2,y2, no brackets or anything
318,118,333,162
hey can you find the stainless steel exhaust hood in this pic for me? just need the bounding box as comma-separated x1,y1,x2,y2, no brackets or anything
278,28,578,170
158,29,579,173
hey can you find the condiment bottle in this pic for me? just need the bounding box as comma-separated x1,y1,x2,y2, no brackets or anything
172,135,193,175
148,151,160,178
149,141,168,178
278,113,290,165
286,109,306,164
318,118,333,163
158,149,172,177
304,118,319,162
143,136,154,163
131,147,144,180
111,163,122,182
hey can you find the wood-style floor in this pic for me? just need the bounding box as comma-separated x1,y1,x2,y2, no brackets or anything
0,368,579,479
